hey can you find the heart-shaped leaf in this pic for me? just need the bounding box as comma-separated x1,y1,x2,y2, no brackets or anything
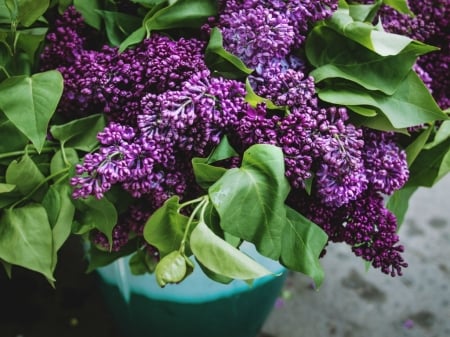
76,196,118,248
0,204,54,281
209,144,290,259
0,70,63,152
143,196,190,257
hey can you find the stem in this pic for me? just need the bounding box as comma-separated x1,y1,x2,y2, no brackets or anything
0,66,11,78
179,196,209,253
178,196,206,211
60,143,69,166
0,146,56,160
10,167,70,209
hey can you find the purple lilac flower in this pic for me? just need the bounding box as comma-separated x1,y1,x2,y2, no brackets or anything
363,129,409,195
252,58,317,108
277,106,321,188
41,8,208,121
234,104,281,147
40,6,87,70
138,70,244,157
296,191,407,276
347,192,408,276
70,122,136,199
221,0,338,48
313,107,368,207
219,4,295,67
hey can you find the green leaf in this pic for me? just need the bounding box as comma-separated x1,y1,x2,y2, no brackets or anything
307,26,436,95
209,144,290,259
0,70,63,152
280,207,328,288
50,114,105,152
406,138,450,187
0,118,28,152
5,153,47,198
245,78,283,110
348,0,382,22
97,10,142,46
144,0,217,34
0,183,16,193
74,0,102,29
118,26,146,52
347,105,377,117
16,0,49,27
206,135,238,164
42,184,61,227
129,249,157,275
42,184,74,271
192,158,227,190
386,186,418,228
196,259,233,284
424,120,450,149
155,250,193,287
350,111,408,133
325,7,414,56
205,27,253,76
0,204,54,281
192,137,238,189
143,196,190,258
317,72,447,128
405,125,432,166
190,220,271,281
3,0,16,21
76,196,118,248
49,184,75,271
15,27,47,64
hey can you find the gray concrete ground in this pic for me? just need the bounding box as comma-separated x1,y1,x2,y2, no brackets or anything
261,175,450,337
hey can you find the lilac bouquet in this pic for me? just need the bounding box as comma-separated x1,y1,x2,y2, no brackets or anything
0,0,448,287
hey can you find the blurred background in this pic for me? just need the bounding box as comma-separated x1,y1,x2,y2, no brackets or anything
1,175,449,337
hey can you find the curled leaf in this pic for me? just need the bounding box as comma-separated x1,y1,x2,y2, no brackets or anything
155,251,193,287
190,220,272,282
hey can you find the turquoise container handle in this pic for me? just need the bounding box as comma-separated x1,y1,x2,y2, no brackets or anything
96,243,287,337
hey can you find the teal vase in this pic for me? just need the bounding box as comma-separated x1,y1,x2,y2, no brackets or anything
96,244,286,337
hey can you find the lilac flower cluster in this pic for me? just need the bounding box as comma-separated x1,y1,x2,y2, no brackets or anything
41,6,207,121
313,107,367,207
43,3,414,276
362,130,409,195
297,191,408,276
218,0,338,67
138,70,245,156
